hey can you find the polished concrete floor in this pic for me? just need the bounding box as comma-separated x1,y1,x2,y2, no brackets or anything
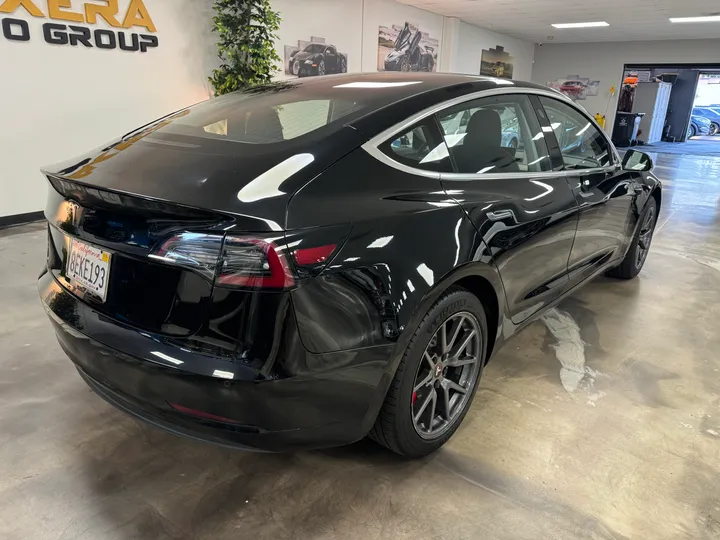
1,152,720,540
635,136,720,155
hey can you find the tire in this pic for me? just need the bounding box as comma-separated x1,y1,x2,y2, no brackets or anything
607,197,658,280
368,287,488,457
712,123,720,136
340,57,347,73
318,60,325,76
509,138,519,149
688,124,696,139
400,57,410,72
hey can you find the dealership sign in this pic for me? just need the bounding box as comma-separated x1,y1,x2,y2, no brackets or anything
0,0,158,52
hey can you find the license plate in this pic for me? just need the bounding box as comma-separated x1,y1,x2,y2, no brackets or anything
66,239,112,302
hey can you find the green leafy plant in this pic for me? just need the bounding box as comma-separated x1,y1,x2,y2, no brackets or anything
209,0,282,95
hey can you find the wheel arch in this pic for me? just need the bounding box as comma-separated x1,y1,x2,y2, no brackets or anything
362,262,506,436
650,183,662,215
396,262,505,367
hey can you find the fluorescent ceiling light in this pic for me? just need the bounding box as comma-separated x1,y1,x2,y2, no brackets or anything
670,16,720,23
551,21,609,28
333,82,422,88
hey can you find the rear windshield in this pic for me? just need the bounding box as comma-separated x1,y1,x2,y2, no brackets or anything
153,83,368,144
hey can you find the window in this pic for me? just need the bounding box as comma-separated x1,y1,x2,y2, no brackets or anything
326,46,336,55
538,97,611,170
157,88,366,144
437,94,551,174
379,121,452,172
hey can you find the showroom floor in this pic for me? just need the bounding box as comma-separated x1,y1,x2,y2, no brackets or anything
638,136,720,156
1,152,719,540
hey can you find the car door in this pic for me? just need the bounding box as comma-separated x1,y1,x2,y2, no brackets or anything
536,96,636,286
409,31,423,67
324,46,337,72
437,93,579,324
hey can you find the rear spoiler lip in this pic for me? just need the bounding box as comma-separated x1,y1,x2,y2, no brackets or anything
42,173,286,233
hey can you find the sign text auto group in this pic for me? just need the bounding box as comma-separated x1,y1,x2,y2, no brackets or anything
0,0,158,52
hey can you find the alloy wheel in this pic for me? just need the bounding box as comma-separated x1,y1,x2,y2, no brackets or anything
318,61,325,76
341,58,347,73
400,57,410,72
411,312,482,440
636,206,656,268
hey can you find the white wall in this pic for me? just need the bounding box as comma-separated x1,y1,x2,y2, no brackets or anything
0,0,216,218
531,39,720,132
1,0,535,219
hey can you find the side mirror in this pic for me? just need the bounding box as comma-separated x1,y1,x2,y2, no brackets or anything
622,150,653,172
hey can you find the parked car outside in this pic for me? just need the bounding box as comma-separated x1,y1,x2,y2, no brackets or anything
40,73,661,458
289,43,347,77
692,107,720,135
384,22,435,72
688,114,713,138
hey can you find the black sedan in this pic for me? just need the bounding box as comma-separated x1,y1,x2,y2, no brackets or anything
39,73,661,458
289,43,347,77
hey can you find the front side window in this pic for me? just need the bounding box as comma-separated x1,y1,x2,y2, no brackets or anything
437,94,551,174
538,96,611,170
379,121,452,172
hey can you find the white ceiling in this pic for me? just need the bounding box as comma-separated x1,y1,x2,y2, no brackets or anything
397,0,720,43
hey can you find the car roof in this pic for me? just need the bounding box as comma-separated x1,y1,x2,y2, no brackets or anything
286,72,550,99
282,72,555,137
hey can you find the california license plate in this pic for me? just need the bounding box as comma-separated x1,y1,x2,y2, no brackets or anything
67,239,111,302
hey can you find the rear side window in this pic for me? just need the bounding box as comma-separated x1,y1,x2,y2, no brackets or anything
437,94,551,174
379,120,452,173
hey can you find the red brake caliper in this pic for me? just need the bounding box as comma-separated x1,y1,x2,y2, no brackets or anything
412,391,418,404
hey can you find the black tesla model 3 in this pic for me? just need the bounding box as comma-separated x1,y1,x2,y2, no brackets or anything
39,73,661,457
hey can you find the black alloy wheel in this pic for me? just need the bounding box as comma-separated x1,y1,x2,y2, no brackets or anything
607,197,658,279
411,312,482,439
369,288,488,457
635,203,656,270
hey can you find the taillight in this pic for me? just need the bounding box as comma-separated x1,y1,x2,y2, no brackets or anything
150,232,295,289
293,244,337,266
149,232,222,280
150,229,347,289
217,236,294,289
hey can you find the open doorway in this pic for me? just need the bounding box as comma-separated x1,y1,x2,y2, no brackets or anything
690,73,720,138
611,64,720,155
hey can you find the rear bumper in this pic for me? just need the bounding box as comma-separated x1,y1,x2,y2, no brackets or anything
40,272,394,452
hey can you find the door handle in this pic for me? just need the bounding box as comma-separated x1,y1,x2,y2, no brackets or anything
487,209,514,221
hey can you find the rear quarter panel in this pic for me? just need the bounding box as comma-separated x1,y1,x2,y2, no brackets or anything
287,148,504,356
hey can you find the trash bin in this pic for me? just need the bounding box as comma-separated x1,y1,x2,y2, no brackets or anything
612,112,645,147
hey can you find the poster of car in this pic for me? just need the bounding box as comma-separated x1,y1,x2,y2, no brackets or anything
284,37,348,78
480,45,514,79
378,22,439,72
546,75,601,101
